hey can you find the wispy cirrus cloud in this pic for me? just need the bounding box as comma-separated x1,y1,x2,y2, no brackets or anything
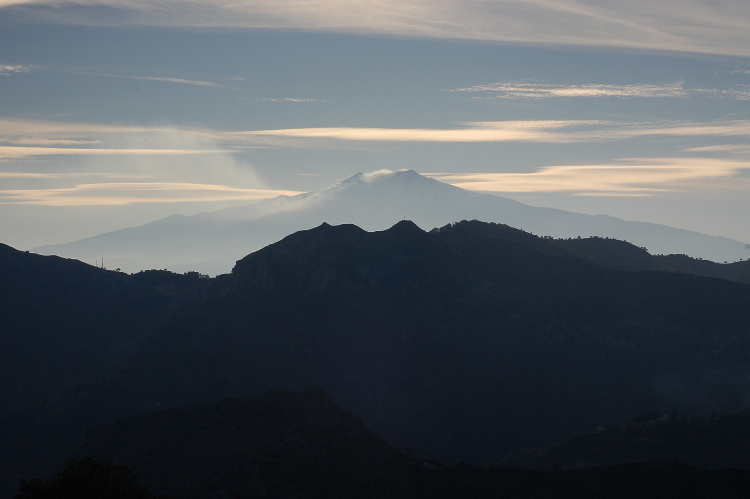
234,121,604,144
2,0,749,57
6,138,102,146
451,82,691,99
0,182,302,206
714,86,750,101
0,146,232,159
256,97,321,103
1,65,226,87
0,118,179,139
685,144,750,154
427,158,750,196
129,76,219,87
0,119,228,155
5,118,750,152
234,120,750,145
451,81,750,100
0,171,151,179
0,64,33,75
73,71,223,88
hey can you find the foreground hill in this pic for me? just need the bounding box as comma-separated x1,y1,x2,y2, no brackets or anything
34,170,750,274
3,220,750,495
28,390,750,499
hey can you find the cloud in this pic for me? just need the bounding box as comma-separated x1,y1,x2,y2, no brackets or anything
0,119,236,157
426,157,750,195
6,118,750,154
257,97,321,103
72,71,223,88
611,121,750,140
0,182,302,206
0,118,250,150
685,144,750,154
451,82,692,99
361,169,395,182
717,86,750,101
0,119,276,206
0,171,152,179
234,121,602,144
129,76,219,87
3,0,750,57
0,118,180,139
0,146,233,158
7,138,103,146
451,81,750,100
234,120,750,145
0,64,32,75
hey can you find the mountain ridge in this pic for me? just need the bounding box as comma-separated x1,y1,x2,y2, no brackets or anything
33,170,750,275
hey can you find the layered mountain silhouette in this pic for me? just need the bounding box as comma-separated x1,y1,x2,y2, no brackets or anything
4,220,750,496
34,170,750,275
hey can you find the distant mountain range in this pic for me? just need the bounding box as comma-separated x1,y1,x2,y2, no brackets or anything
4,220,750,496
34,170,750,275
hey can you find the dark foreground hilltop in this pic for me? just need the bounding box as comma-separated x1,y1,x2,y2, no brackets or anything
18,389,750,499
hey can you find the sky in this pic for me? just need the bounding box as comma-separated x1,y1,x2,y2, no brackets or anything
1,0,750,252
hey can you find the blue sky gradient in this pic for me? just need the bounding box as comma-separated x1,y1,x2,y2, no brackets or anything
1,1,749,254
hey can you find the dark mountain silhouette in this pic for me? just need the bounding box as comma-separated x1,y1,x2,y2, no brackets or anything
554,236,750,284
654,254,750,284
0,244,228,496
554,236,666,271
509,409,750,471
22,389,750,499
34,170,750,275
0,243,228,417
3,220,750,496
